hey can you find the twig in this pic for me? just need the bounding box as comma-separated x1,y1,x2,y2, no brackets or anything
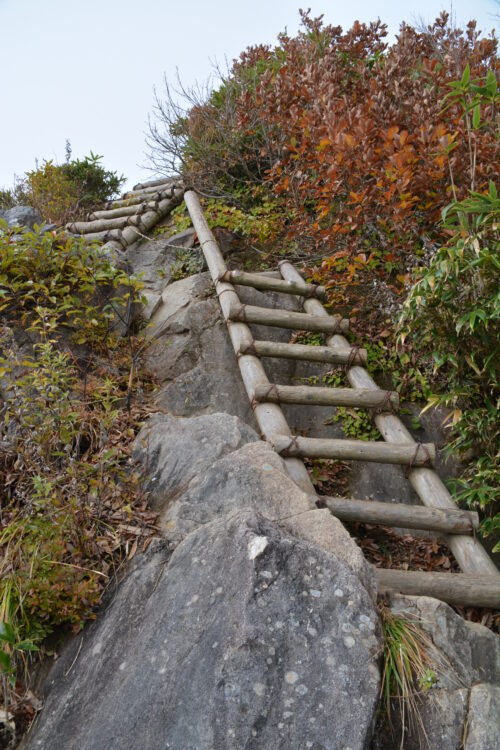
64,635,84,677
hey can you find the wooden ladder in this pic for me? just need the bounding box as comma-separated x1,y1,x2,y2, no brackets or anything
184,190,500,609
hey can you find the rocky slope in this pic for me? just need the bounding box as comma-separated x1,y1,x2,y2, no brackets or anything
18,222,500,750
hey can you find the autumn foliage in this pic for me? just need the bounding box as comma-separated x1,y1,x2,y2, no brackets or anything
150,11,498,261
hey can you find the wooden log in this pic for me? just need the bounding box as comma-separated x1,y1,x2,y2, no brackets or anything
124,182,175,199
119,188,184,246
376,568,500,608
323,495,479,535
106,188,172,209
89,203,155,220
254,383,399,410
133,177,174,190
255,271,282,278
184,190,315,495
225,269,326,299
67,216,131,234
79,229,125,246
278,260,499,577
228,302,349,335
246,339,367,366
273,434,435,466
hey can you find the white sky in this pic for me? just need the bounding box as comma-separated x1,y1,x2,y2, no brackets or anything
0,0,498,190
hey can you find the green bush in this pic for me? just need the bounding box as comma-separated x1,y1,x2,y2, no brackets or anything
0,221,147,702
1,151,124,225
61,151,124,212
398,183,500,548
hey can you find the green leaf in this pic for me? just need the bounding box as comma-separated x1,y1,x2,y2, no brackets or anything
472,104,480,129
0,622,15,644
486,70,497,97
461,64,470,87
0,650,12,673
17,641,40,652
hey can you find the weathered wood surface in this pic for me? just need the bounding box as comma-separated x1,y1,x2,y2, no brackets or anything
89,203,156,220
228,302,349,335
124,181,175,198
184,190,315,494
80,229,125,245
225,269,326,299
273,434,435,466
279,260,499,577
133,177,174,190
106,188,173,209
254,383,399,410
68,216,131,233
323,495,479,534
245,339,367,366
68,213,154,235
376,568,500,608
72,189,183,248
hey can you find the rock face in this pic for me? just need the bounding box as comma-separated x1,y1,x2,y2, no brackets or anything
125,229,197,297
22,224,500,750
23,511,380,750
145,273,255,423
373,595,500,750
143,269,337,434
133,412,258,509
0,205,42,229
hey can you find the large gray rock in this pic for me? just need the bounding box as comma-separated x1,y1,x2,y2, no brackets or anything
0,204,42,229
146,274,255,423
160,439,374,598
133,412,258,509
161,440,315,538
125,229,198,296
24,510,381,750
465,683,500,749
373,595,500,750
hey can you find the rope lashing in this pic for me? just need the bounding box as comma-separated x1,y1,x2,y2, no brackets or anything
405,443,433,476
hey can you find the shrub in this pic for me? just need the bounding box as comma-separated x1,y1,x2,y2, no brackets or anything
0,221,151,716
23,160,80,225
148,11,498,264
61,151,125,212
1,151,125,225
398,184,500,547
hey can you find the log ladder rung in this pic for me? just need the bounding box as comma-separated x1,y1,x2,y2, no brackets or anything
273,434,435,467
228,302,349,335
254,383,399,410
321,495,479,535
223,269,327,299
245,339,367,366
376,569,500,609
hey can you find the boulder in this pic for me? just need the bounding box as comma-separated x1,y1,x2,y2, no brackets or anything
160,440,315,538
133,412,258,510
466,683,500,749
0,205,42,229
125,229,199,296
159,439,374,597
24,510,381,750
373,595,500,750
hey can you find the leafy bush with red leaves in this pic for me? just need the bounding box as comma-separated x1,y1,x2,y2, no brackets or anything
149,10,498,262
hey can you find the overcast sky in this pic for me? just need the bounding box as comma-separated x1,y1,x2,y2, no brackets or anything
0,0,497,190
